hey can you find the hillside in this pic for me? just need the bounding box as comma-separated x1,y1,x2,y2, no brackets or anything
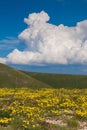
0,63,50,88
24,72,87,89
0,63,87,89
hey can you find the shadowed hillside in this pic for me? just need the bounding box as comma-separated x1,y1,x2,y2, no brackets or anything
0,63,50,88
24,72,87,89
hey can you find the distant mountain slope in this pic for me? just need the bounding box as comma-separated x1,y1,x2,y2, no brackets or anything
0,64,50,88
24,72,87,89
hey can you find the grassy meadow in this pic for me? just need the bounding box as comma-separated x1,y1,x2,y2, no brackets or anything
24,71,87,89
0,64,87,130
0,63,50,88
0,88,87,130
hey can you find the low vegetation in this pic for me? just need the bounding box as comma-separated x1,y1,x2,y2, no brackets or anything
24,71,87,89
0,63,50,88
1,63,87,89
0,64,87,129
0,88,87,130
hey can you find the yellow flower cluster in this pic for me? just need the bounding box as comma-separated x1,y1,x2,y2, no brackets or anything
0,118,12,126
0,88,87,129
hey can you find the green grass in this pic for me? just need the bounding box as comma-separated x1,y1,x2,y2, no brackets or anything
0,122,80,130
44,124,78,130
0,63,87,130
0,63,50,88
23,71,87,89
0,63,87,89
66,118,79,128
0,126,13,130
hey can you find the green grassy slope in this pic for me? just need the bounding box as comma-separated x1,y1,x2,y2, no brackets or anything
24,72,87,89
0,63,87,89
0,63,50,88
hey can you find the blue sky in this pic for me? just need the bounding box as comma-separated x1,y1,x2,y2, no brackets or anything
0,0,87,74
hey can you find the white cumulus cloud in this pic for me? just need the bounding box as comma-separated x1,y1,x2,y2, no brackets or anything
1,11,87,65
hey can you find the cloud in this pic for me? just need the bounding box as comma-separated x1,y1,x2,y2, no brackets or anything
1,11,87,65
0,37,20,44
0,37,20,51
0,58,6,64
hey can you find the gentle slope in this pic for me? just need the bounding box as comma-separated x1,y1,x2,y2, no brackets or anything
0,63,50,88
24,72,87,89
